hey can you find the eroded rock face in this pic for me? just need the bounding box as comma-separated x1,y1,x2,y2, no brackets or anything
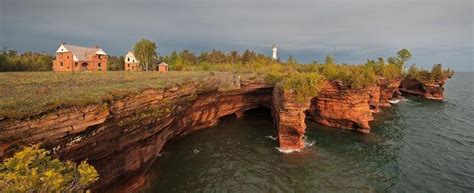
379,79,402,107
308,81,373,133
0,80,273,192
399,78,447,100
0,76,448,192
272,87,311,151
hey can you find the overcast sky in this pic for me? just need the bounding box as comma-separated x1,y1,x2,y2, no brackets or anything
1,0,473,71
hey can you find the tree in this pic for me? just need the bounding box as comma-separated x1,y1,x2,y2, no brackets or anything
0,145,99,192
431,63,444,81
241,49,252,64
397,49,412,63
407,64,419,79
107,56,125,71
324,54,335,65
287,55,297,65
133,39,158,71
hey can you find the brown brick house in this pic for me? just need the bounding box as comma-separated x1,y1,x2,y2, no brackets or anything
158,62,169,72
53,43,107,72
124,51,140,71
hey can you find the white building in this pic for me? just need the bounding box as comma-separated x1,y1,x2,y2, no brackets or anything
272,44,278,60
125,51,140,71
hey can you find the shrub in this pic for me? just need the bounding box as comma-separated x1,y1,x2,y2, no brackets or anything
0,145,99,192
406,64,454,83
275,72,326,103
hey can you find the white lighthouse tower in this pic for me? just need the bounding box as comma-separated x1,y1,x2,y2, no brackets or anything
272,44,277,60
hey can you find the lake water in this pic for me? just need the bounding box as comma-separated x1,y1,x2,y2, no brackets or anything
144,72,474,193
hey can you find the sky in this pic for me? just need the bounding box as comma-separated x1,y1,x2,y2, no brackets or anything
1,0,473,71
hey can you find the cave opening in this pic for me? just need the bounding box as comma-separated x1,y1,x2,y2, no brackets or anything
218,106,273,123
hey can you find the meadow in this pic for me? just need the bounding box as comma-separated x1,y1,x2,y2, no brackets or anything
0,71,239,119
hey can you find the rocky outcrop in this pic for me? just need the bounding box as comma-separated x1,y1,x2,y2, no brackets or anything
272,87,311,151
0,75,448,192
308,81,373,133
379,79,402,106
399,78,448,100
0,80,273,192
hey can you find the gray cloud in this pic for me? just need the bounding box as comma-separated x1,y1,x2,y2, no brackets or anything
1,0,473,71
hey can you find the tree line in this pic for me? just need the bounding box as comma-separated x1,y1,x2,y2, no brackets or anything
0,49,53,72
1,40,454,86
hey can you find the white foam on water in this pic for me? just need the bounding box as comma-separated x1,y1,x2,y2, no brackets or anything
265,135,277,140
193,149,200,154
389,99,401,104
305,140,315,147
276,138,315,154
276,147,301,154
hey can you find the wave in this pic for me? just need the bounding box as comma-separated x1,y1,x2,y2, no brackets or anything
276,147,301,154
276,138,315,154
389,99,401,104
266,135,277,141
305,140,315,147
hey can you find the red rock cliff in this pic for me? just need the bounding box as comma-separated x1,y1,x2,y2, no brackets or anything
272,87,311,151
0,80,273,192
308,81,373,133
0,77,429,192
399,78,448,100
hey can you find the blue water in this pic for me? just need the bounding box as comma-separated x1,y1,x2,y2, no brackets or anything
144,72,474,193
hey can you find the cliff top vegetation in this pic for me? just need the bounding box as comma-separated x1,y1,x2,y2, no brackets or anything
1,45,454,118
0,71,244,119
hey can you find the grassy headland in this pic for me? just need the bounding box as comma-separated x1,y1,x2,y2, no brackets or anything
0,71,243,119
0,49,454,119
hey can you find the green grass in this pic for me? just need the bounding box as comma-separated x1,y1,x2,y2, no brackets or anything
0,71,239,119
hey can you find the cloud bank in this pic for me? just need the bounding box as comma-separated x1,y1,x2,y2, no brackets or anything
1,0,472,71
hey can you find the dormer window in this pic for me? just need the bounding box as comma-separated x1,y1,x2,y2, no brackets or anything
98,55,101,59
128,58,130,62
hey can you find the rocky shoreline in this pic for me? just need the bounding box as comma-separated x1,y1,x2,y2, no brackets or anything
0,76,449,192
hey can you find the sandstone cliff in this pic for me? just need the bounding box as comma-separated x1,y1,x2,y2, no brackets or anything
0,76,443,192
399,78,448,100
0,80,272,192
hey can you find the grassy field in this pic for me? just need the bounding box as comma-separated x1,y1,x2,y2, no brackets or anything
0,71,245,119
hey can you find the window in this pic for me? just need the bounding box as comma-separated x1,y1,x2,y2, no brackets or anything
59,53,63,59
75,62,78,66
98,63,101,68
128,63,130,67
60,62,63,66
98,55,101,59
67,56,69,59
128,58,130,62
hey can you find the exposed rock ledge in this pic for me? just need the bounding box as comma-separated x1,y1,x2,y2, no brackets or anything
0,77,443,192
399,77,448,100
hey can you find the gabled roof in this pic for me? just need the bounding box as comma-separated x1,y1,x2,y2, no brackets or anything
159,62,168,66
126,51,135,57
56,43,106,62
125,51,139,63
